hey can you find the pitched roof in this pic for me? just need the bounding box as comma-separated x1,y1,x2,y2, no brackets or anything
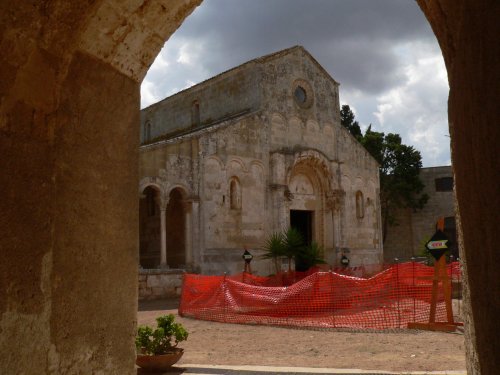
143,45,339,110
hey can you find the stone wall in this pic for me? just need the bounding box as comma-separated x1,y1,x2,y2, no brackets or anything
141,66,260,143
0,2,202,374
384,166,455,262
138,270,184,300
139,47,383,275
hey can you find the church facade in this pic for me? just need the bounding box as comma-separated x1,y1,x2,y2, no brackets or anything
139,46,383,275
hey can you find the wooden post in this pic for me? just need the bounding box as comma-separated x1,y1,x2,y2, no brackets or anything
408,218,462,331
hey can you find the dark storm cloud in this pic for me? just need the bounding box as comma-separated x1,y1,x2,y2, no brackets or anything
171,0,435,93
142,0,450,167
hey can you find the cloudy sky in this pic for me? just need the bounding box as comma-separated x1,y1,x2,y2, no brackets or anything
141,0,451,167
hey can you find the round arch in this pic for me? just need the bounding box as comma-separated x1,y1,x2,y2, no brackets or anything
287,152,334,250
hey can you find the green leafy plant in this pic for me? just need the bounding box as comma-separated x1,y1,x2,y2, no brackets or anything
261,231,286,274
296,242,327,272
136,314,188,355
261,227,326,272
282,227,305,272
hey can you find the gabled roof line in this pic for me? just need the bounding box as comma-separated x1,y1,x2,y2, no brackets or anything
142,45,339,111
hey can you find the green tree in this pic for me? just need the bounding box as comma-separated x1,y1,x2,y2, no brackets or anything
341,106,429,244
340,104,362,140
360,126,429,243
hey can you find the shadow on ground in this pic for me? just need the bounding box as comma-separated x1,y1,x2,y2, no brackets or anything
139,298,180,312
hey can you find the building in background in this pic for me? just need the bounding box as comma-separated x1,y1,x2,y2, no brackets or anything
138,46,383,275
383,166,457,262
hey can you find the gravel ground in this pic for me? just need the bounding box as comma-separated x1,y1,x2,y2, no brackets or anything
137,298,465,372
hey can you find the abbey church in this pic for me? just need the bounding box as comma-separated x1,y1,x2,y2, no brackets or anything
139,46,383,275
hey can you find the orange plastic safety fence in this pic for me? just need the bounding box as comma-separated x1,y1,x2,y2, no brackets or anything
179,262,462,330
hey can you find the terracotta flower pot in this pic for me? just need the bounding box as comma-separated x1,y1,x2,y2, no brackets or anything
136,348,184,371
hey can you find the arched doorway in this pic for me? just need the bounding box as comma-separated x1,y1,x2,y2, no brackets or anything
166,188,187,268
139,186,161,268
288,173,319,246
287,155,332,250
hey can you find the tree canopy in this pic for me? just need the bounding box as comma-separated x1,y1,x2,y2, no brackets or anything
340,104,362,140
341,105,429,243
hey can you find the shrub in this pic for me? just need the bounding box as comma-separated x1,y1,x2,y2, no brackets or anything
136,314,188,355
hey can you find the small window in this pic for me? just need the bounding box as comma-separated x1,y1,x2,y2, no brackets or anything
355,191,364,219
229,178,241,210
294,86,307,104
435,177,453,192
292,79,314,108
192,100,200,127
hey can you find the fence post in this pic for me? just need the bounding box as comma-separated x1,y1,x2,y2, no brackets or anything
411,257,416,324
329,270,336,328
223,272,227,323
449,255,454,310
395,258,401,328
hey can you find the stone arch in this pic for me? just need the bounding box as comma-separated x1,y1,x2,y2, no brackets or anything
287,150,334,249
166,183,191,198
139,177,164,199
227,157,248,173
1,2,497,374
249,160,265,173
306,119,319,133
271,112,286,126
289,149,333,194
205,155,225,171
323,123,334,141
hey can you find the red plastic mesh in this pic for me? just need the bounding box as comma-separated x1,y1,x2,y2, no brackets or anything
179,261,462,330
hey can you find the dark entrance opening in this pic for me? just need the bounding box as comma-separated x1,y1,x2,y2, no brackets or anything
290,210,313,272
290,210,313,245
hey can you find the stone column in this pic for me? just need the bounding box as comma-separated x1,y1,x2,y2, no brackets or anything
190,199,200,268
184,201,193,266
160,206,167,267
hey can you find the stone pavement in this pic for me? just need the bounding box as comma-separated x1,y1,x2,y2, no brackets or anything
137,364,466,375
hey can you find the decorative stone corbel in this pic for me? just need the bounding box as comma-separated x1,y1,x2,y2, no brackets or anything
326,189,345,211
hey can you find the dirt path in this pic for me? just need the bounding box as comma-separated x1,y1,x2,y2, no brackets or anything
138,299,465,372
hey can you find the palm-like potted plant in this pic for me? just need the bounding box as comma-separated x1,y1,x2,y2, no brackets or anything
295,241,327,272
261,231,286,274
262,227,326,274
135,314,188,371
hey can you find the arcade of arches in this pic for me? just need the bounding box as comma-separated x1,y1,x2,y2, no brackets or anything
139,186,188,269
0,1,498,374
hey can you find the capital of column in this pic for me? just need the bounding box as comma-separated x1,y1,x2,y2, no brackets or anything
159,197,169,211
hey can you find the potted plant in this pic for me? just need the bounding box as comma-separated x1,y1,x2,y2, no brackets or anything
261,227,326,273
135,314,188,371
